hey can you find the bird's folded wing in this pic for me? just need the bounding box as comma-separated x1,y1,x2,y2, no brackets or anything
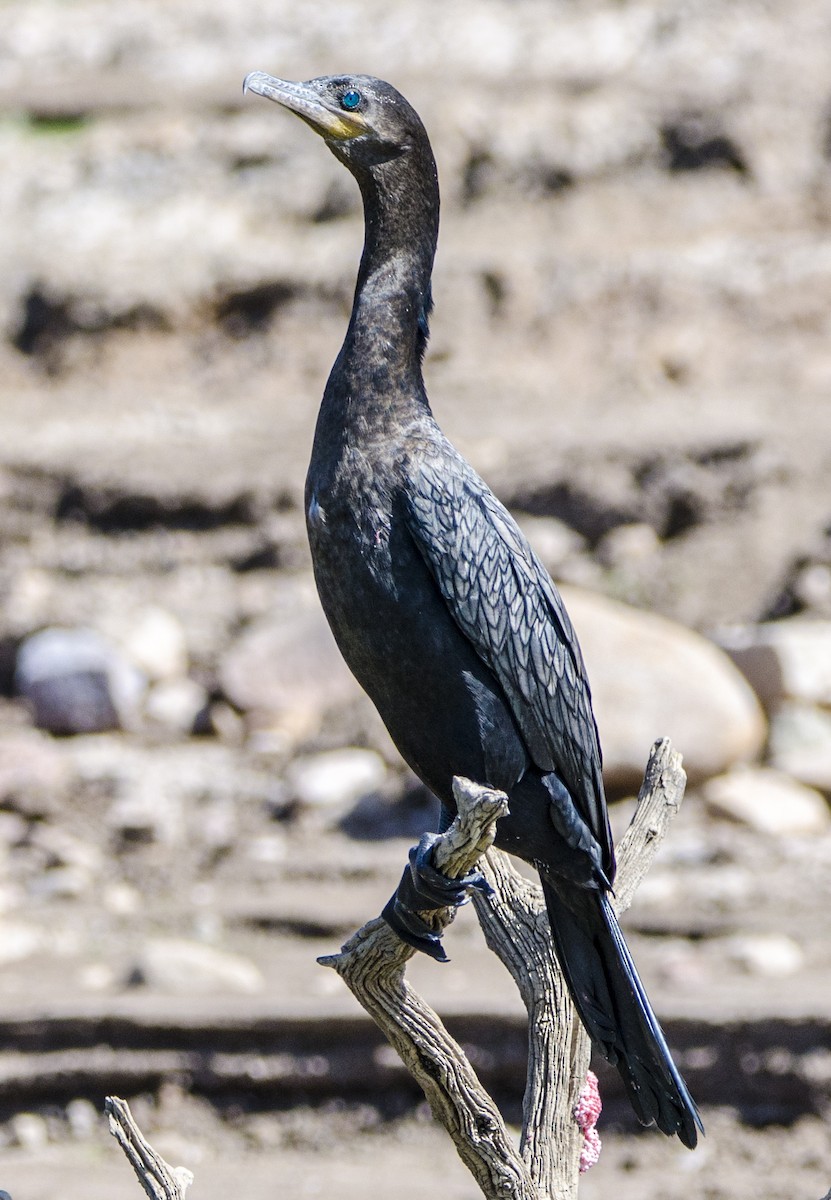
402,444,610,857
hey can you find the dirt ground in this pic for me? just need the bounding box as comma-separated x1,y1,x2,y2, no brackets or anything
5,1105,831,1200
2,1,831,1198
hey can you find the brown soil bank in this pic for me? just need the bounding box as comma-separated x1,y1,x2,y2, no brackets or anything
1,2,831,1199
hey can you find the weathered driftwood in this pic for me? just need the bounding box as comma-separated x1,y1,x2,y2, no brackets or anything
471,738,687,1199
105,1095,193,1200
319,777,539,1200
472,843,589,1198
107,739,688,1200
322,737,687,1200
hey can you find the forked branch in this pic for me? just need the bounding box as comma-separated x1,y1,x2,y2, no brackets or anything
322,737,687,1200
107,739,688,1200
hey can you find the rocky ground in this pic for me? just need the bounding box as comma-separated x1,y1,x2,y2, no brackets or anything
2,1,831,1198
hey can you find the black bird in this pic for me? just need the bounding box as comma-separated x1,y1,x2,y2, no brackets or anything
243,70,702,1149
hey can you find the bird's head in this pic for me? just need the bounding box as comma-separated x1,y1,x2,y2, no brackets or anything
243,72,427,173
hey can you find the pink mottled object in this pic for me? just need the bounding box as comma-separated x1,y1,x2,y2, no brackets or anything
574,1070,602,1173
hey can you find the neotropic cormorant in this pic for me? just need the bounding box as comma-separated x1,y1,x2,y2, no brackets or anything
243,70,702,1149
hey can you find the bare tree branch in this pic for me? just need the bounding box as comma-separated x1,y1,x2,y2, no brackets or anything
105,1095,194,1200
319,778,539,1200
472,849,588,1198
321,739,687,1200
614,738,687,915
106,740,688,1200
471,737,688,1198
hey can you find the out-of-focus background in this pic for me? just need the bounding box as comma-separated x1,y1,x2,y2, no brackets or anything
1,2,831,1197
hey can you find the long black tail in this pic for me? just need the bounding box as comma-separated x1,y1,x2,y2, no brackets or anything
541,874,702,1148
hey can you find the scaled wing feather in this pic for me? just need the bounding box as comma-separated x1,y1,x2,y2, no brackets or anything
402,441,611,865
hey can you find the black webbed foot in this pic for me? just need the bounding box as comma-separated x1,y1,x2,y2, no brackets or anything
381,831,494,962
402,832,494,907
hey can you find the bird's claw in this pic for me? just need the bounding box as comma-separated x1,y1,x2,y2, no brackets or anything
381,894,449,962
381,831,494,960
406,832,494,907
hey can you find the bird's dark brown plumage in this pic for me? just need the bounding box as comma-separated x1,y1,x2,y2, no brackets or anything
244,69,702,1148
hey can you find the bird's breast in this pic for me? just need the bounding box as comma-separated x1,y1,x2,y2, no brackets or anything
307,443,397,561
304,461,528,806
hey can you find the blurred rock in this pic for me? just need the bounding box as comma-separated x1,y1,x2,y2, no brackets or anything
286,748,388,815
596,522,661,569
77,962,117,992
0,729,72,817
15,627,144,734
245,834,287,866
101,882,141,915
718,617,831,711
28,865,93,900
144,677,207,734
561,587,767,789
130,937,264,995
220,607,363,748
652,939,710,989
66,1098,99,1140
23,827,99,895
11,1112,49,1151
793,563,831,615
28,825,103,873
195,796,237,854
702,766,831,836
0,812,28,846
516,514,587,574
768,702,831,795
107,779,185,845
722,933,805,978
0,920,44,964
195,699,245,744
626,871,681,909
765,540,831,622
691,866,755,907
119,606,188,682
340,777,440,841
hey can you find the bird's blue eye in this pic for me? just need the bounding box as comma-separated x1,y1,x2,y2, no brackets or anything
340,89,362,111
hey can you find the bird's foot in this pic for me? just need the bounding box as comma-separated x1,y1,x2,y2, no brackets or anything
381,831,493,962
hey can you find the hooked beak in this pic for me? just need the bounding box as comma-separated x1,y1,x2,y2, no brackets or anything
243,72,366,141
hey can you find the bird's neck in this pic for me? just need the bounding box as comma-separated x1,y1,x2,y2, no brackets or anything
331,142,440,407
